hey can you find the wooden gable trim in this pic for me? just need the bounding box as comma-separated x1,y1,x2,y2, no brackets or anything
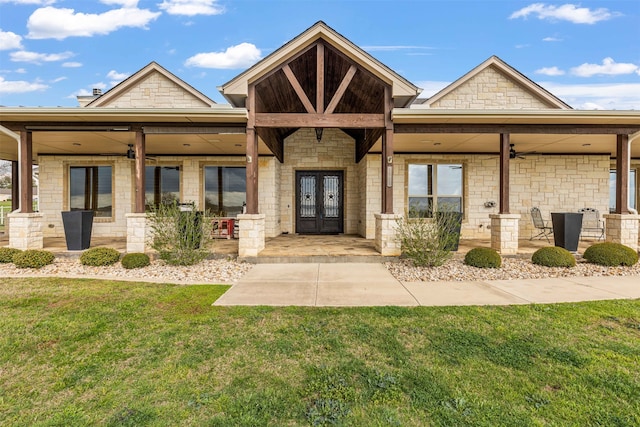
325,65,357,114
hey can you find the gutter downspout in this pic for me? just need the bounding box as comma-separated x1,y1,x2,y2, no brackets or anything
0,125,21,212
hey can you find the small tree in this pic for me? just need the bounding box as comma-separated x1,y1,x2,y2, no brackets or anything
395,205,462,267
147,201,214,266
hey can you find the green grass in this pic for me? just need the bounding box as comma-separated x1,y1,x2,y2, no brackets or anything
1,278,639,426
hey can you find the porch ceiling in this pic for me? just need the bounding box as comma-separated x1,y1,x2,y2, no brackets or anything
2,129,639,162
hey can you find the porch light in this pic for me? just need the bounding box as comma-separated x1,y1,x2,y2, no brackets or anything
126,144,135,159
315,127,323,143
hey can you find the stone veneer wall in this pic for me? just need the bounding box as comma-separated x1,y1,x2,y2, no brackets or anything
361,153,610,241
512,155,610,238
37,149,614,244
37,154,282,238
96,72,211,108
429,66,552,109
279,128,360,235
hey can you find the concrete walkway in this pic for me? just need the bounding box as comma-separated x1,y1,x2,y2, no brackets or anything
213,263,640,307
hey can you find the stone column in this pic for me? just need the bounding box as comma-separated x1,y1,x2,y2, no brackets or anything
374,213,402,256
237,213,265,258
490,213,520,255
604,214,639,251
126,213,148,253
8,212,43,250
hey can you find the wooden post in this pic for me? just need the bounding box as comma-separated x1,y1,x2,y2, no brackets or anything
19,130,33,213
246,84,259,214
381,85,394,214
11,160,19,212
316,43,325,114
499,133,510,214
134,130,146,213
615,134,630,214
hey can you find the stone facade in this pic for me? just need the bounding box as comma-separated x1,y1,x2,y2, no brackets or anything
279,128,360,235
237,213,265,257
8,212,43,250
604,214,640,251
96,72,211,108
35,150,617,249
429,66,553,109
374,213,402,256
490,214,520,254
126,213,148,253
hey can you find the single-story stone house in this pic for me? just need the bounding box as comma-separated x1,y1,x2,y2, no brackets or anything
1,21,639,256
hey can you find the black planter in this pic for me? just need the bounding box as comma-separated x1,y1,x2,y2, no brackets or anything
551,212,583,252
61,210,94,250
436,211,463,251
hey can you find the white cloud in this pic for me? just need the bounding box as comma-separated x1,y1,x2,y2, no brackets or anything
0,76,48,94
62,61,82,68
540,81,640,110
0,0,56,5
51,76,66,83
509,3,617,24
414,81,451,98
535,66,565,76
106,70,130,85
415,79,639,110
542,36,562,42
185,42,262,69
158,0,224,16
0,30,23,50
26,6,161,40
9,50,74,64
571,57,639,77
101,0,139,6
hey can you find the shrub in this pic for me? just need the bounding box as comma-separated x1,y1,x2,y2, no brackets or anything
532,247,576,268
0,247,22,263
121,252,151,269
395,205,462,267
80,247,121,266
464,247,501,268
148,201,213,266
583,242,638,267
13,249,55,269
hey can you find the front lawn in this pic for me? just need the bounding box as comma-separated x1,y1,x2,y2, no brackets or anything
1,277,638,426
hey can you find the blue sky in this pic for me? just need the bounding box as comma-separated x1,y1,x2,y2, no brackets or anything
0,0,638,109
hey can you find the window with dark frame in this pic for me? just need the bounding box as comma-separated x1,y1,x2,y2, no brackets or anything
408,163,463,218
69,165,112,217
204,166,246,216
145,166,180,209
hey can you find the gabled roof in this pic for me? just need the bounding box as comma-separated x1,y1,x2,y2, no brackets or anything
423,56,572,110
87,61,216,108
219,21,421,108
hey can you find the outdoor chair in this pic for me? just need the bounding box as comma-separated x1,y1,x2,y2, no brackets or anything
530,207,553,242
578,207,605,240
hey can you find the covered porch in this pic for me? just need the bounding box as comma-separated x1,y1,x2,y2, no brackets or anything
0,231,606,263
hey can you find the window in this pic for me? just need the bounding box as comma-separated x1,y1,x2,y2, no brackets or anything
609,169,637,212
204,166,246,216
69,166,112,217
145,166,180,209
408,163,463,218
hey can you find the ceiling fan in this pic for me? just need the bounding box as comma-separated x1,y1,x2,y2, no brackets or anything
99,144,156,161
509,144,536,159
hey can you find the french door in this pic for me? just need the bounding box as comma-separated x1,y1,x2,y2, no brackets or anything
295,171,344,234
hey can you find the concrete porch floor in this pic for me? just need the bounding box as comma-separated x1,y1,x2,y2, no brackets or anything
0,231,601,260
